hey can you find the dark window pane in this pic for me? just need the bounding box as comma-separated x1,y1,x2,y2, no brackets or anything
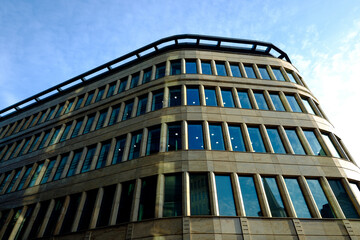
117,180,135,223
97,185,116,227
45,107,55,121
169,87,181,107
84,92,94,106
54,104,64,118
186,60,197,74
209,124,225,150
106,83,116,97
96,142,111,169
187,87,200,106
152,91,164,111
41,159,56,184
118,78,128,93
81,146,96,173
137,96,148,116
270,93,285,111
238,91,252,109
190,173,210,215
248,127,266,153
48,127,61,146
95,111,107,130
307,179,335,218
138,176,157,220
170,60,181,75
6,169,21,193
328,179,359,218
167,123,182,151
8,142,20,159
204,88,217,106
53,155,69,181
128,132,142,160
254,92,269,110
155,63,165,79
28,135,40,153
262,177,287,217
146,126,161,155
142,68,152,84
17,166,32,190
230,64,242,77
215,175,236,216
216,62,227,76
273,68,286,81
221,90,235,108
244,65,256,78
322,134,341,158
71,119,83,138
83,115,95,134
28,201,50,239
285,178,312,218
238,176,262,216
122,101,134,121
130,73,139,88
95,88,105,102
36,112,46,125
78,189,98,231
18,138,31,156
112,136,126,164
164,174,182,217
267,128,286,154
28,163,44,187
303,130,326,156
188,123,204,150
44,197,65,236
67,150,82,177
0,172,11,192
60,193,81,234
258,66,271,80
302,98,316,115
19,117,30,131
74,96,84,110
59,124,72,142
285,129,306,155
3,208,23,240
14,204,35,239
228,125,246,152
109,105,120,126
286,95,303,112
201,62,212,75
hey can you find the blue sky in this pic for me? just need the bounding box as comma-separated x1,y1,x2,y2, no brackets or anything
1,0,360,163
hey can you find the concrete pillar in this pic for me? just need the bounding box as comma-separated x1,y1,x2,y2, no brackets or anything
155,174,164,218
299,176,321,218
209,172,219,216
109,183,122,225
277,175,297,217
254,174,272,217
89,187,104,229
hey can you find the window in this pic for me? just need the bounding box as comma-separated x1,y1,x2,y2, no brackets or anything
190,173,210,215
122,101,134,121
28,115,38,128
238,176,262,216
230,64,242,77
238,90,252,109
350,183,360,205
284,178,311,218
116,180,135,223
28,163,44,187
130,73,140,88
221,89,235,107
216,62,227,76
187,87,200,105
163,174,182,217
95,111,107,130
262,177,287,217
106,82,116,98
59,123,72,142
45,107,55,121
209,124,225,150
41,159,56,184
67,150,82,177
36,112,46,125
266,128,286,154
83,115,95,134
118,77,128,93
81,145,96,173
168,87,181,107
54,104,64,118
307,179,335,218
43,197,65,236
258,66,271,80
53,155,69,181
137,95,148,116
17,166,32,190
142,68,152,84
188,123,204,150
48,127,61,146
303,130,326,156
151,90,164,111
155,63,165,79
146,126,161,155
108,105,120,125
112,136,126,164
96,185,116,227
38,131,51,149
84,91,94,106
167,123,182,151
12,204,35,239
186,59,197,74
74,95,84,110
244,64,256,78
204,88,217,106
71,118,84,138
254,92,269,110
95,88,105,102
2,208,22,240
128,132,142,160
248,126,266,153
285,129,306,155
60,193,82,234
302,97,316,115
272,68,286,81
286,70,298,83
321,133,341,158
228,125,246,152
215,175,236,216
28,201,50,238
77,189,98,231
8,142,20,159
0,172,11,192
138,176,157,220
269,93,285,111
18,138,31,156
6,169,21,193
19,117,31,131
328,179,359,218
201,61,212,75
286,95,303,112
170,60,181,75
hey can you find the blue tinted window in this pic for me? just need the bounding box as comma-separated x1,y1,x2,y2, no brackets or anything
286,95,303,112
307,179,335,218
28,163,43,187
38,131,50,149
64,100,74,114
95,88,105,102
146,126,161,155
205,88,217,106
187,87,200,105
106,83,116,98
59,124,72,142
48,128,61,146
84,92,94,106
155,63,166,79
8,142,20,159
230,64,242,77
215,175,236,216
53,155,69,181
45,107,55,121
244,65,256,78
329,179,359,218
17,166,32,190
238,91,252,109
137,96,148,116
74,96,84,111
18,138,31,156
301,98,316,114
130,73,139,88
41,159,56,184
258,66,271,80
188,123,204,150
54,104,64,118
285,178,312,218
254,92,269,110
96,142,111,169
267,128,286,154
128,132,142,160
303,130,326,156
67,150,82,177
170,60,181,75
112,136,126,164
262,177,287,217
36,112,46,125
6,169,21,193
238,176,262,216
228,125,246,152
169,87,181,107
0,173,11,192
209,124,225,150
163,174,182,217
272,68,286,81
322,134,341,158
216,62,227,76
186,60,197,74
167,123,182,151
190,173,210,215
108,105,120,126
122,101,134,121
248,127,266,153
95,111,107,130
81,146,96,173
152,91,164,111
285,129,306,155
71,119,83,138
142,68,152,84
286,71,297,83
201,62,212,75
83,115,95,134
270,93,285,111
221,90,235,108
118,78,128,93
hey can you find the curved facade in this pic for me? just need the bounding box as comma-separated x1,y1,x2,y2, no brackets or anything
0,35,360,240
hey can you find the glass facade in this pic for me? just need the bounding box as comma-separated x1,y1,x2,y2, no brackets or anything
248,126,266,153
169,87,181,107
128,132,142,160
272,68,286,81
228,125,246,152
117,180,135,223
303,130,326,156
167,123,182,151
307,179,335,218
188,123,204,150
201,62,212,75
28,163,44,187
216,62,227,76
187,87,200,106
106,83,116,98
286,95,303,112
270,93,285,111
96,142,111,169
146,126,161,155
130,73,139,88
137,95,148,116
215,175,236,216
190,173,211,215
258,66,271,80
267,128,286,154
321,133,341,158
152,91,164,111
41,159,56,184
254,92,269,110
71,119,83,138
67,150,82,177
302,98,316,114
284,178,311,218
95,111,107,130
112,136,126,164
186,60,197,74
238,176,262,216
155,63,165,80
163,174,182,217
205,88,217,106
83,115,95,134
142,68,152,84
81,146,96,173
230,64,242,77
84,92,94,106
122,101,134,121
221,89,235,108
118,78,128,93
286,71,297,83
262,177,287,217
244,65,256,78
53,155,69,181
209,124,225,150
108,105,120,126
138,176,157,220
95,88,105,102
170,60,181,75
238,90,252,109
59,124,72,142
285,129,306,155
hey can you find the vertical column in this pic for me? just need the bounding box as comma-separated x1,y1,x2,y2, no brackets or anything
182,85,187,106
222,122,232,151
54,195,71,235
267,65,276,80
209,172,219,216
231,172,244,216
277,175,297,217
125,75,131,90
232,87,241,108
211,60,217,75
254,174,271,217
75,148,88,175
140,128,148,157
298,176,321,218
38,199,55,238
196,59,202,74
320,177,346,219
130,179,142,222
260,124,272,153
8,206,28,240
105,138,117,166
203,121,211,150
146,92,153,113
159,123,167,153
184,172,191,216
121,133,132,162
109,183,122,225
22,202,41,240
248,89,258,110
296,127,313,155
181,58,186,74
89,187,104,229
279,125,294,154
216,86,223,107
241,123,252,152
163,86,169,108
199,85,206,106
182,120,188,150
71,192,87,232
264,90,276,111
155,174,164,218
151,65,156,81
165,60,170,76
60,151,74,179
89,142,102,171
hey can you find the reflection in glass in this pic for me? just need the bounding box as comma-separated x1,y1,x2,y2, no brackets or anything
112,136,126,164
273,68,286,81
142,68,152,84
130,73,139,88
258,66,271,80
302,98,316,115
170,60,181,75
285,129,306,155
238,91,252,109
190,173,210,215
96,142,111,169
228,125,246,152
221,90,235,108
41,159,56,184
244,65,256,78
267,128,286,154
138,176,157,220
95,111,107,130
128,132,142,160
28,163,43,187
48,127,61,145
328,179,359,218
163,174,182,217
188,123,204,150
248,127,266,153
83,115,95,134
122,101,134,121
262,177,287,217
167,123,182,151
286,95,303,112
60,124,72,142
155,63,165,79
215,175,236,216
137,96,148,116
84,92,94,106
238,176,262,216
303,130,326,156
53,155,69,180
270,93,285,111
286,71,297,83
152,91,164,111
209,124,225,150
17,166,32,190
106,83,116,97
216,62,227,76
71,119,83,138
205,88,217,106
38,131,50,149
350,183,360,206
169,87,181,107
146,127,161,155
81,146,96,173
186,60,197,74
187,87,200,105
322,134,341,158
284,178,311,218
307,179,335,218
74,96,84,111
201,62,212,75
118,78,128,93
254,92,269,110
67,151,82,177
6,169,21,193
230,64,242,77
95,88,105,102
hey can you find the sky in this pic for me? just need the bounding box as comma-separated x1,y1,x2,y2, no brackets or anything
1,0,360,164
